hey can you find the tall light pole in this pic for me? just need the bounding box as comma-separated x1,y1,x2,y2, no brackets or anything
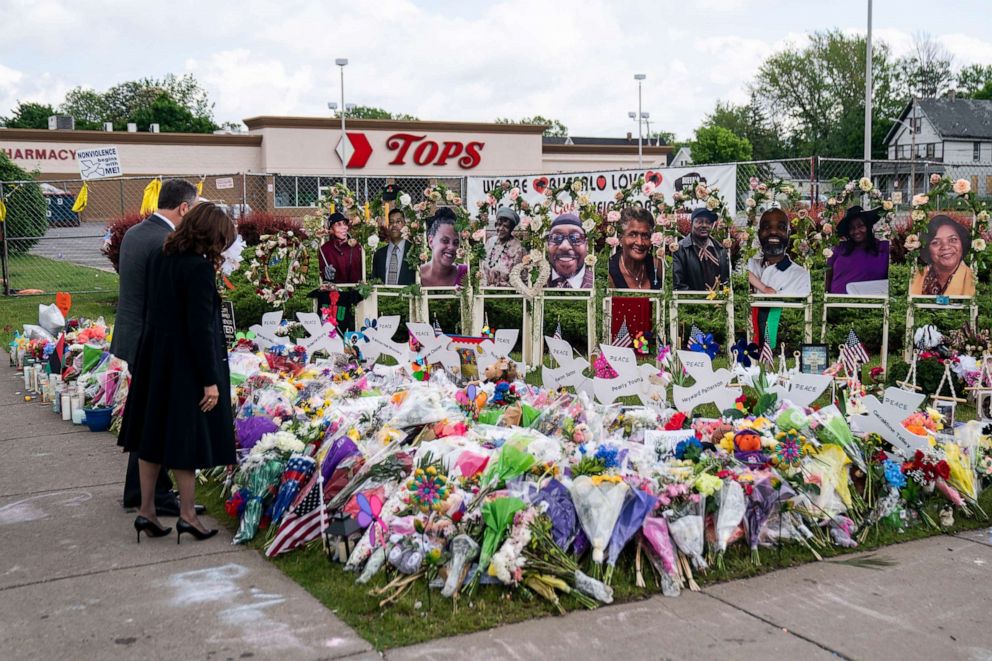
336,57,349,184
634,74,646,169
863,1,873,181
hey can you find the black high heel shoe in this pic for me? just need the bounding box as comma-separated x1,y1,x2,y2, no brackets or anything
134,516,172,543
176,518,218,544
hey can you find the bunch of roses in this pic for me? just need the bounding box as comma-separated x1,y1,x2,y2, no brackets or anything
901,449,950,488
744,178,802,223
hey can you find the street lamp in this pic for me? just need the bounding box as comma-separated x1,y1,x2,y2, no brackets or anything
863,0,873,181
634,74,646,168
336,58,349,183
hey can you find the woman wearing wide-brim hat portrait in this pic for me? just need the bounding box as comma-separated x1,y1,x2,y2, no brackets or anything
310,211,364,331
909,214,976,297
825,205,889,295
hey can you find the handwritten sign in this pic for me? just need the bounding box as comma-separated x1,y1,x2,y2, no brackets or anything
76,146,122,180
672,350,741,414
542,336,593,395
592,345,667,405
645,429,697,460
215,177,235,190
361,316,408,363
855,387,930,457
220,301,237,346
407,322,460,373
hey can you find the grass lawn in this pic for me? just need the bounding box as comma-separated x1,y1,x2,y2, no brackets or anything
198,482,992,651
1,255,118,334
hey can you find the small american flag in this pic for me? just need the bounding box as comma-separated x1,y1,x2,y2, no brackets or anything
759,339,774,366
840,328,870,375
432,316,443,337
613,317,633,348
553,317,563,340
265,473,324,557
689,325,704,345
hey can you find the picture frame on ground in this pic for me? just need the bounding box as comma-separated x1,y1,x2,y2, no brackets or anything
933,399,956,427
800,344,829,375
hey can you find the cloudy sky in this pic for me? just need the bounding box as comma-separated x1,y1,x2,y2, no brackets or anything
2,0,991,138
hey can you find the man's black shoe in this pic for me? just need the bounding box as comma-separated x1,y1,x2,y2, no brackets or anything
156,499,206,516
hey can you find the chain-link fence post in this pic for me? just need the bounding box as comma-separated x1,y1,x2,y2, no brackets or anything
0,180,9,296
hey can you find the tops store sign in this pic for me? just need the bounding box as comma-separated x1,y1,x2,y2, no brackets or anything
466,164,738,218
336,132,485,170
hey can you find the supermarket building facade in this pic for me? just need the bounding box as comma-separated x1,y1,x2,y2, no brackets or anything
0,116,672,216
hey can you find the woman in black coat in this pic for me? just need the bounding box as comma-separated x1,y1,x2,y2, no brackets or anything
119,202,238,543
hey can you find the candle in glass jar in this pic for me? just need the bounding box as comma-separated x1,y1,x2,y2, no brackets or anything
61,393,72,421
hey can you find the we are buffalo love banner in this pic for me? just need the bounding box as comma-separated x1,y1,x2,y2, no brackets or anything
466,164,738,219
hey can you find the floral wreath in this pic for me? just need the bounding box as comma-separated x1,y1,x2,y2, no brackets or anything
610,176,677,261
243,230,312,307
368,188,421,277
318,182,376,252
671,180,735,253
744,178,813,266
820,178,895,260
908,174,991,274
413,183,483,283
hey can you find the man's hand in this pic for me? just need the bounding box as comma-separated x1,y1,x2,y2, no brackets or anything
200,385,220,412
748,271,776,295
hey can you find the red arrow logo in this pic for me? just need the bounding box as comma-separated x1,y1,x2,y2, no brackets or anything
345,132,372,168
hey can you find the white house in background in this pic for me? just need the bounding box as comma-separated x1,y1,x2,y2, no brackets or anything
884,97,992,196
670,146,693,167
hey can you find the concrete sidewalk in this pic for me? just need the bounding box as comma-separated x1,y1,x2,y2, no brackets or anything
2,357,992,660
0,362,375,661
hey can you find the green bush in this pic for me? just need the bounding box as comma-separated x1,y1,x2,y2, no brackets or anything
0,152,47,255
886,355,962,395
227,244,319,329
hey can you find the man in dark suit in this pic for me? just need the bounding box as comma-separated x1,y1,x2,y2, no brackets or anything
371,208,415,285
112,179,201,516
672,207,731,292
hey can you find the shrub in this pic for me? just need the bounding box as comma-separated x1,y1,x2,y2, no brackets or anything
101,211,145,272
237,211,307,246
0,152,47,255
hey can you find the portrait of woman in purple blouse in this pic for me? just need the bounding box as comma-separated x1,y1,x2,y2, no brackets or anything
825,205,889,296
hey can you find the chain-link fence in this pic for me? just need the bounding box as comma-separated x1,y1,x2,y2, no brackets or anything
0,173,466,296
2,161,989,296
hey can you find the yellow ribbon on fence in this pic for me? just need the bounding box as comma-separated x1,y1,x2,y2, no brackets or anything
71,183,89,213
196,177,204,196
0,198,6,223
140,178,162,216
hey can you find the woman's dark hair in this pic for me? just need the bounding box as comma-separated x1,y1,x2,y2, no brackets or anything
428,207,457,240
157,179,198,210
620,206,654,230
163,202,237,268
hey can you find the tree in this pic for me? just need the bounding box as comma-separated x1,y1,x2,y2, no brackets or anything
751,30,903,158
650,130,679,147
899,32,954,99
702,96,787,160
957,64,992,100
335,105,418,120
690,126,752,164
0,102,57,129
495,115,569,137
0,151,47,257
58,74,219,132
